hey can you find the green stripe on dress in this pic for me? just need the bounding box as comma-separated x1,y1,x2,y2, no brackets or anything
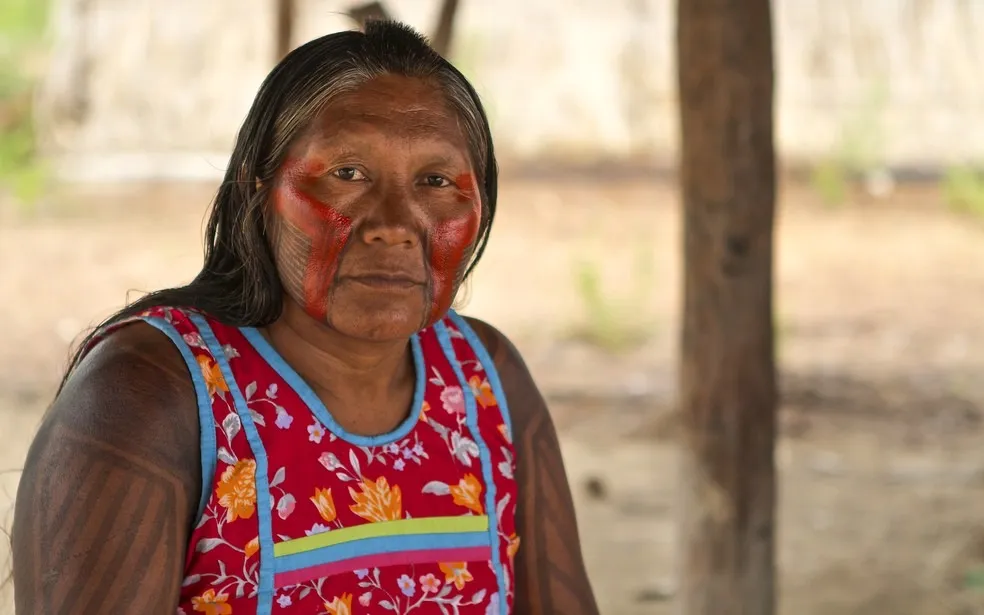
273,515,490,557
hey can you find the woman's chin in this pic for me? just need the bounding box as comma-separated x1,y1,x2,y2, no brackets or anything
323,293,431,341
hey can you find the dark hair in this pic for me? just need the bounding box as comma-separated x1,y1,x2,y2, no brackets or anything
58,20,498,392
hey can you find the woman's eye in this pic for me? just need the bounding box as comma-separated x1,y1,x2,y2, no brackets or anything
424,175,450,188
332,167,365,181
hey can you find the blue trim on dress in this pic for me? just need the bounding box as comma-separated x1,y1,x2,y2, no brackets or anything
238,326,425,447
140,315,216,523
275,531,491,573
434,320,508,615
446,310,514,441
190,314,275,615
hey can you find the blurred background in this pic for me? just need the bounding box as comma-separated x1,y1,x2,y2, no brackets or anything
2,0,984,613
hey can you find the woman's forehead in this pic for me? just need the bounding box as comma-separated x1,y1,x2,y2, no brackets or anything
302,75,468,148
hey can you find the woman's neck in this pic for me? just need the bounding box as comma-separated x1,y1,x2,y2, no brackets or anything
262,298,415,408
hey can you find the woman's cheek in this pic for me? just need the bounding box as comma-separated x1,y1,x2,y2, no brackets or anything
426,188,481,323
272,181,353,322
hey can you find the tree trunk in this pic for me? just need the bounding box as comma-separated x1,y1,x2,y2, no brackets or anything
430,0,461,57
275,0,295,59
675,0,778,613
347,2,392,29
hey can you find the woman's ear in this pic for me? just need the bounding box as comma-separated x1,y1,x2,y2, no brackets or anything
237,161,264,190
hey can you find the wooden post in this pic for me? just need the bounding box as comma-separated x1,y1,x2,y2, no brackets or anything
275,0,295,59
430,0,461,57
347,2,392,29
346,0,461,59
675,0,778,613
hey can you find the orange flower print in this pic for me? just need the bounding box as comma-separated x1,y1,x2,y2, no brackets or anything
216,459,257,523
507,533,521,561
311,487,337,523
497,423,512,444
468,375,496,408
418,400,431,421
191,589,232,615
244,536,259,559
196,355,229,398
449,474,484,514
324,592,353,615
349,476,402,522
439,562,473,590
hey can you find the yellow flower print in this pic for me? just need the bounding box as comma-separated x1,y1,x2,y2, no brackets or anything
244,536,259,559
191,589,232,615
418,400,431,421
311,487,337,523
468,375,497,408
349,476,402,522
507,533,521,561
216,459,257,523
196,355,229,398
324,592,353,615
449,474,484,514
439,562,473,590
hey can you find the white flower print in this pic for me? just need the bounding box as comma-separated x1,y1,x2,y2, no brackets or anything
308,421,325,443
305,523,331,536
182,332,206,350
344,435,429,474
319,452,342,471
243,380,286,431
485,592,500,615
420,573,440,594
397,574,416,597
451,431,481,466
276,594,293,608
221,412,241,442
275,408,293,429
440,385,466,414
497,446,514,479
276,493,296,520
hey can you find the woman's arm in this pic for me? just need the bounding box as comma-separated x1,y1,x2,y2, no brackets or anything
12,323,201,615
466,318,600,615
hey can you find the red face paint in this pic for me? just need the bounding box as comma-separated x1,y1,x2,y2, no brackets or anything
273,158,353,322
426,173,482,324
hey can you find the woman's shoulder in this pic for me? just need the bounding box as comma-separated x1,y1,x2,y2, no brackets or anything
457,316,526,374
71,317,197,399
46,318,203,491
455,315,546,424
13,320,203,613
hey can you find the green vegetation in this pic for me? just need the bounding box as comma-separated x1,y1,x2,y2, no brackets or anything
571,241,656,354
943,165,984,220
0,0,50,205
964,565,984,591
810,80,889,207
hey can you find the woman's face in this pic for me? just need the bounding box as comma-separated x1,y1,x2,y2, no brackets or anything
267,74,482,341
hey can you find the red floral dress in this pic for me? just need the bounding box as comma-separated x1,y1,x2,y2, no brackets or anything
92,307,518,615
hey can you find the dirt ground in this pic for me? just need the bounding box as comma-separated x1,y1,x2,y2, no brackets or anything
1,177,984,614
